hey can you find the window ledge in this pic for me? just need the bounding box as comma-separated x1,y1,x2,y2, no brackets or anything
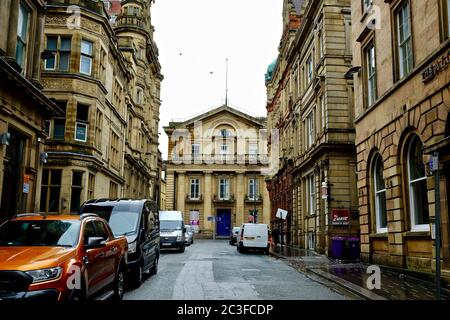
404,231,431,238
369,232,388,238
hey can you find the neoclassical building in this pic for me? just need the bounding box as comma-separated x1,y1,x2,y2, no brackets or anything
40,0,162,214
352,0,450,279
164,105,271,238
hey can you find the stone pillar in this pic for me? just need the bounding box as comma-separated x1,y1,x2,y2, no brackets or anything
32,13,45,82
176,171,185,216
236,171,245,226
165,171,175,210
203,171,212,233
6,0,19,58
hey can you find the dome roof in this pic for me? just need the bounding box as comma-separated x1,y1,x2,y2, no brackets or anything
265,58,278,82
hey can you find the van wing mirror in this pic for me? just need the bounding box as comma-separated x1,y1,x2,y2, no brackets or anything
183,227,186,233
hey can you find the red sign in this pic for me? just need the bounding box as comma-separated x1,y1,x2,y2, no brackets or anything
331,209,350,226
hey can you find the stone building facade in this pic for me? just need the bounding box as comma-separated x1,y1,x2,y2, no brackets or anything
164,105,271,238
40,0,162,214
0,0,62,222
266,0,359,254
352,0,450,279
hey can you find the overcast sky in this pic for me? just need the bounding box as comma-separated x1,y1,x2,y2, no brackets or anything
152,0,283,159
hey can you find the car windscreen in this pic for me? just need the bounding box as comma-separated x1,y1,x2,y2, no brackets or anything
0,220,80,247
81,203,141,236
160,220,182,231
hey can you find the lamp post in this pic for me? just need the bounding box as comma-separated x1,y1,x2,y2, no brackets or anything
253,171,257,224
431,152,441,300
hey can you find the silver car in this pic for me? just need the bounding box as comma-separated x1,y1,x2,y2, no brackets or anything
184,225,194,245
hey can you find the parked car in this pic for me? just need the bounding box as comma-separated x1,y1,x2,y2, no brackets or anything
229,226,241,245
0,213,128,301
237,223,270,254
184,225,194,245
79,199,160,288
159,211,186,252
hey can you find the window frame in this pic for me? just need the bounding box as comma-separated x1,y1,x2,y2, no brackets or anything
40,169,62,213
305,108,315,149
190,178,200,200
306,173,316,216
362,0,373,14
372,154,388,234
248,178,259,200
75,103,89,143
80,39,93,75
394,1,414,80
16,1,30,70
365,42,378,107
219,178,230,200
406,135,430,232
45,35,72,72
70,171,84,213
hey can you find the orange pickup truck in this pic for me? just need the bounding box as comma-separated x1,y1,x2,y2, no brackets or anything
0,213,128,301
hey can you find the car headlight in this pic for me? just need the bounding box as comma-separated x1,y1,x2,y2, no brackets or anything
177,234,182,241
26,267,62,283
128,241,137,254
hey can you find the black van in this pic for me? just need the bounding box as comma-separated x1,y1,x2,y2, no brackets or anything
79,199,160,288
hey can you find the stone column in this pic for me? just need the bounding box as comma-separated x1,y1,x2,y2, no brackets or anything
165,171,175,210
203,171,212,233
235,171,245,226
176,171,185,216
32,12,45,82
6,0,19,58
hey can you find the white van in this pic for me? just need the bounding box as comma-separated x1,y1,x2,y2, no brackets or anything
159,211,186,252
237,223,270,254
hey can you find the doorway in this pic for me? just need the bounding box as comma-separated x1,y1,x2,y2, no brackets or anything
216,209,231,237
0,128,25,221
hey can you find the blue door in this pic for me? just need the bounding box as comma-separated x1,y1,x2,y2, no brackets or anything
216,209,231,237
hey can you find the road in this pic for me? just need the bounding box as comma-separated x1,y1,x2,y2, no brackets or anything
124,239,347,300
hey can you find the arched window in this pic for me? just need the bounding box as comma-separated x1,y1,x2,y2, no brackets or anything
372,154,387,233
406,135,430,231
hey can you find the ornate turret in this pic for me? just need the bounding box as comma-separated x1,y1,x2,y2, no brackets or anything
115,0,153,35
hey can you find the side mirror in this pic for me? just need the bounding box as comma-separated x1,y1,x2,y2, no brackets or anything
183,227,186,233
85,237,106,249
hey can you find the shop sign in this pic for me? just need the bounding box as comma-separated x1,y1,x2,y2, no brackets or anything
331,209,350,226
422,50,450,83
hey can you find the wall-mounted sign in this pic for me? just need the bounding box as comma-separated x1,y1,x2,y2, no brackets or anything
331,209,350,226
190,211,199,233
276,208,288,220
23,175,30,194
422,50,450,83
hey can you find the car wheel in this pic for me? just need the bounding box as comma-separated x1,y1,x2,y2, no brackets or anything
179,245,185,253
113,268,125,301
149,256,158,276
131,263,143,288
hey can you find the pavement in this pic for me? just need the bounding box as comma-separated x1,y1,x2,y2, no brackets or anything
124,239,349,300
269,244,450,300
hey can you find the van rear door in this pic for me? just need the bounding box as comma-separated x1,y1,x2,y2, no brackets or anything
243,224,268,248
